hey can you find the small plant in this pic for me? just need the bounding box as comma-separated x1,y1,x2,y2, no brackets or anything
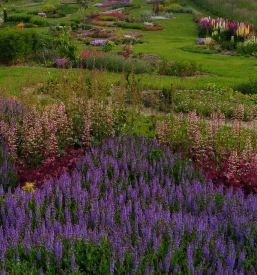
117,44,133,59
102,40,115,52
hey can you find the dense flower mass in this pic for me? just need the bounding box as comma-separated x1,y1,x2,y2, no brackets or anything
200,17,254,38
0,136,256,274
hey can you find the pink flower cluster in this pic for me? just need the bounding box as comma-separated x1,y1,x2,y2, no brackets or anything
38,12,46,17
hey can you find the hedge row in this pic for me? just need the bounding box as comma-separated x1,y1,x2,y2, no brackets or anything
0,29,39,63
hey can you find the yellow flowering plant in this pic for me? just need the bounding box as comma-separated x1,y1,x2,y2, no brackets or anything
22,182,35,194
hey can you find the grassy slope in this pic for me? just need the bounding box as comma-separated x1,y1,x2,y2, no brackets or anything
0,0,257,92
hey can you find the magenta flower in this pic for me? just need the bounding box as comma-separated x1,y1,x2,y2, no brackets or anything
55,58,67,66
38,12,46,17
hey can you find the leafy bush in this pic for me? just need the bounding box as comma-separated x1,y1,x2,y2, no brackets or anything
7,14,32,23
237,37,257,55
140,10,153,19
30,16,48,26
98,16,117,21
220,40,236,51
114,22,144,29
24,23,35,28
158,60,202,76
0,28,39,63
236,78,257,95
81,54,149,73
166,7,201,15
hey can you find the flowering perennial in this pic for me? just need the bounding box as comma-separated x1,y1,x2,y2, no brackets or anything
38,13,46,17
0,136,256,273
55,58,67,66
90,39,114,46
200,17,254,38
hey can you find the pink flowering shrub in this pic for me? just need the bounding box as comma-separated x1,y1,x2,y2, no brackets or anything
156,108,257,195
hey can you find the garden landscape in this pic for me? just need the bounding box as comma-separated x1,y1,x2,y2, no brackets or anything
0,0,257,274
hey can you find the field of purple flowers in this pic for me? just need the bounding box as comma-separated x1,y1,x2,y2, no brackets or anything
0,135,257,274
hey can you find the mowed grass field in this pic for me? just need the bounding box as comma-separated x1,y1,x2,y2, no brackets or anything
0,0,257,93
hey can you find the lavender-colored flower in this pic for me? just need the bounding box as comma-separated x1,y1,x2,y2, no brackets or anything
90,39,114,46
55,58,67,66
71,253,76,272
197,38,206,45
54,239,62,261
38,12,46,17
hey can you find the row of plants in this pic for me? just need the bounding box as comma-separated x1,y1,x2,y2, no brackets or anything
196,16,257,55
159,85,257,118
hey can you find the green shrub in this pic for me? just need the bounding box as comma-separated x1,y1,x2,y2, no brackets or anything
220,40,236,51
7,14,32,23
27,11,41,15
99,16,117,21
158,60,202,76
140,10,153,19
237,40,257,56
0,28,39,63
56,4,79,15
236,78,257,95
114,22,144,29
81,54,149,73
30,16,48,26
24,23,35,28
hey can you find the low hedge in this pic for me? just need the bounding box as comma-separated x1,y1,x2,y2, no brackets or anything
114,22,144,29
0,28,39,63
7,14,33,23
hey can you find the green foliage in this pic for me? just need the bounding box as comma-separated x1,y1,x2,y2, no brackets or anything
158,60,202,76
114,22,144,29
24,23,35,28
237,41,257,56
236,78,257,95
102,40,115,52
30,16,48,26
82,54,150,73
0,28,39,63
55,31,80,62
166,7,201,15
220,41,236,51
166,85,257,118
180,45,218,54
140,10,153,19
7,14,32,23
98,16,117,21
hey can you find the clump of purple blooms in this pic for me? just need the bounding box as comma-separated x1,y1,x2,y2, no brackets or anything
0,145,17,192
38,12,46,17
197,38,206,45
0,135,256,273
55,58,67,66
90,39,113,46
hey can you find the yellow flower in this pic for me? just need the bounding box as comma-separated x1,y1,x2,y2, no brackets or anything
17,23,25,28
22,182,35,194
